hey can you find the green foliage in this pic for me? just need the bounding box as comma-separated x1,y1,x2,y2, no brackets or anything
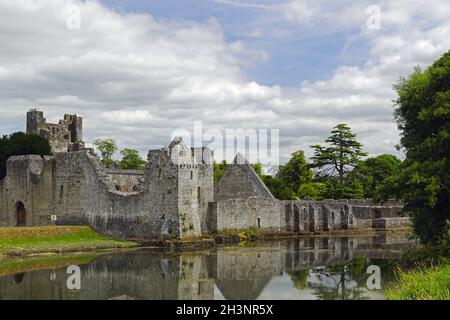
277,150,313,193
298,182,327,200
0,132,52,180
311,124,367,184
386,50,450,244
250,163,263,177
93,138,118,167
0,226,135,256
350,154,402,198
262,175,297,200
288,270,309,289
119,148,146,170
385,264,450,300
213,160,229,184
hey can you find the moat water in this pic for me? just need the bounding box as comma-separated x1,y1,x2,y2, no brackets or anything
0,232,416,300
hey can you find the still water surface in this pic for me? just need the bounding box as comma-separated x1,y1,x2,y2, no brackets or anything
0,232,416,300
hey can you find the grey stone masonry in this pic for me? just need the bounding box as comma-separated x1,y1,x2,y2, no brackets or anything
0,110,411,238
215,153,274,201
27,109,84,153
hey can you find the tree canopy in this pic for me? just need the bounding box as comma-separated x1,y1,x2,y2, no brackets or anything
0,132,52,180
311,124,367,184
119,148,146,170
350,154,402,198
277,150,313,193
382,50,450,244
93,138,118,167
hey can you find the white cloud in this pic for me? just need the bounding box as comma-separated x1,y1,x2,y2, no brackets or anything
0,0,449,165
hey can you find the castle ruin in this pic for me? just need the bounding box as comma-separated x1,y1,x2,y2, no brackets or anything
0,110,411,239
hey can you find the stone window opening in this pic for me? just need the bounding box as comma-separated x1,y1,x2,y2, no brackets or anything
59,185,64,200
197,187,201,206
157,168,162,179
190,171,193,180
257,217,261,228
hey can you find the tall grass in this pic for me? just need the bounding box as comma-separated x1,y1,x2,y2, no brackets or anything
386,264,450,300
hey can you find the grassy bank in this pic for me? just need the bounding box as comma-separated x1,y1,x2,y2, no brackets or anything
386,244,450,300
386,263,450,300
0,226,136,257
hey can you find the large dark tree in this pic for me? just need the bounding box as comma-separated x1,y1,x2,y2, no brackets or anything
311,124,367,185
0,132,52,180
384,50,450,244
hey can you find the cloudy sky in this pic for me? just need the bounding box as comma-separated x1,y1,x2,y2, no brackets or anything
0,0,449,166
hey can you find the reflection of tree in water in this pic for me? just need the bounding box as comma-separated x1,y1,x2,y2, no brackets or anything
307,266,368,300
288,270,309,289
288,257,379,300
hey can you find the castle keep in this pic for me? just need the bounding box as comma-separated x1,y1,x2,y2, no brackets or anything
0,110,411,239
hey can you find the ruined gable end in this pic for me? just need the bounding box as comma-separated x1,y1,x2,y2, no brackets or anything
215,153,275,201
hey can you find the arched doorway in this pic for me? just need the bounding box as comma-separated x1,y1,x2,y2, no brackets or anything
15,201,26,227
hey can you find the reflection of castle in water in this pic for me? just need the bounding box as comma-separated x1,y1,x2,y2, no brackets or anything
0,233,414,300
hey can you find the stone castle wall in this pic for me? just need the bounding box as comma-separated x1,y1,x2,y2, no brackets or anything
0,155,55,227
209,198,285,232
106,169,144,193
0,110,410,239
0,141,214,239
27,109,84,153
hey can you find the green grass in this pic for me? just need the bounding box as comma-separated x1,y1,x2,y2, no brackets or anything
0,226,136,256
386,263,450,300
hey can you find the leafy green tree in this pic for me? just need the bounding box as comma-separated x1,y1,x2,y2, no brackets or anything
213,160,229,184
119,148,146,170
93,138,117,167
350,154,402,198
251,163,263,177
0,132,52,180
261,175,296,200
311,124,367,185
277,150,313,194
382,51,450,244
298,181,328,200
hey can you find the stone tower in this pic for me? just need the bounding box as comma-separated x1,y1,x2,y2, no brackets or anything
145,137,214,237
26,109,85,153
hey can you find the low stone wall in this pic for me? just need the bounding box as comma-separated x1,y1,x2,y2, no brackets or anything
352,205,403,219
283,199,410,233
212,197,284,232
372,217,412,230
